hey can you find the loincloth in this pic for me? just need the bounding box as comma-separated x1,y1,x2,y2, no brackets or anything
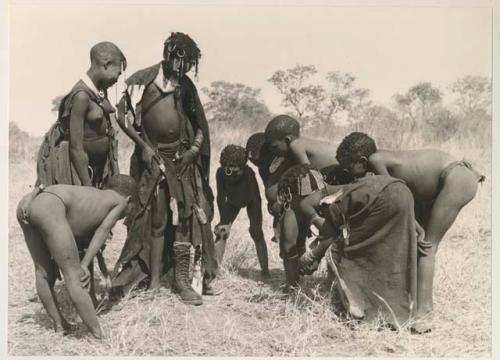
19,185,66,225
439,160,485,186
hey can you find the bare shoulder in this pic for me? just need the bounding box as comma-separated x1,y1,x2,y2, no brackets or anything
72,90,90,105
368,150,389,164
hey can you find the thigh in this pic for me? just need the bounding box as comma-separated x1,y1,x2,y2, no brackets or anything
152,182,169,232
246,200,263,229
28,199,80,278
20,221,56,278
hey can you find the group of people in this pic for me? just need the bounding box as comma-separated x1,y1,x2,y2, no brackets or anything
16,32,484,340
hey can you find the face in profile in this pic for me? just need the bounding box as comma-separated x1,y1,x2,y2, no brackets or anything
102,57,123,88
341,159,367,178
269,138,288,156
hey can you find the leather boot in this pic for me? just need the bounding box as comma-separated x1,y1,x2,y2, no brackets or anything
283,255,300,292
173,243,203,305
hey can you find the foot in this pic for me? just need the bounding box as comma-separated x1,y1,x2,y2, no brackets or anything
261,270,271,281
149,278,161,291
202,281,223,296
411,317,432,334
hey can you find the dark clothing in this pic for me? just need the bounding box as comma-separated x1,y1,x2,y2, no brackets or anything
111,64,217,294
36,80,119,188
216,166,260,224
324,175,418,325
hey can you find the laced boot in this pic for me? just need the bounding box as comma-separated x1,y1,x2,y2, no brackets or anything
173,243,202,305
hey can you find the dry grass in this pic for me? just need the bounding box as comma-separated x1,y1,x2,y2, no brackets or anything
8,126,491,357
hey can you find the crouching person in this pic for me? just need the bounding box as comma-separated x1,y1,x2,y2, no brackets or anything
276,164,327,292
16,175,136,338
298,175,425,330
214,145,270,279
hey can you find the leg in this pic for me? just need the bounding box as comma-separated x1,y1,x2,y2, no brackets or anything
279,207,301,290
247,201,270,278
417,168,479,319
18,218,69,332
28,201,103,339
150,183,168,290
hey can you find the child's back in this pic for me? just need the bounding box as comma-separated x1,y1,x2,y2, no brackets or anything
289,136,339,170
370,149,455,201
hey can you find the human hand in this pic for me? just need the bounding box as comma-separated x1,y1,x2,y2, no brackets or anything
80,265,91,289
141,146,156,171
214,224,231,241
298,251,320,275
178,149,198,175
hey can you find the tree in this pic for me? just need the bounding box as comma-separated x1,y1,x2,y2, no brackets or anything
202,81,272,129
319,72,371,125
267,65,325,121
450,75,491,118
394,82,442,122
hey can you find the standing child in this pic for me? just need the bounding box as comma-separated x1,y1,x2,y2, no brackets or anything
16,175,136,339
335,132,485,331
214,145,270,279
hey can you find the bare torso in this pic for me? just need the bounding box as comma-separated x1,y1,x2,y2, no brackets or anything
42,185,120,243
141,83,182,144
290,137,339,170
370,149,455,201
82,99,113,164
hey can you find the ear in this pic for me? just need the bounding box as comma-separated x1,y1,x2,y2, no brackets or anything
358,156,368,169
284,135,293,145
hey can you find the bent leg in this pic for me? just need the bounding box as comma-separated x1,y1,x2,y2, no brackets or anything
417,168,479,317
28,203,103,339
18,217,69,332
247,201,269,277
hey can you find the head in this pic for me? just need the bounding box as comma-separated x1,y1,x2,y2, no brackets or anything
277,164,325,207
336,132,377,178
246,132,267,167
163,32,201,78
105,175,137,218
89,42,127,89
264,115,300,156
220,145,248,180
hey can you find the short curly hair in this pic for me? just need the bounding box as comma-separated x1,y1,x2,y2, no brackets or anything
220,144,248,167
246,132,266,159
265,115,300,142
336,132,377,167
277,164,325,202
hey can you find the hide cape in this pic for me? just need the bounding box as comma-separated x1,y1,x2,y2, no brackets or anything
35,80,119,187
323,175,418,327
111,63,217,294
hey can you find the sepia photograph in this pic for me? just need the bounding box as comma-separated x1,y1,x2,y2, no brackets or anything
5,0,493,357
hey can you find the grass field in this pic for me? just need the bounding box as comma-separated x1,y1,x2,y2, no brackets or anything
7,125,491,357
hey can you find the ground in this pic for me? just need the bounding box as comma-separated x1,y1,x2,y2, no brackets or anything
8,134,491,357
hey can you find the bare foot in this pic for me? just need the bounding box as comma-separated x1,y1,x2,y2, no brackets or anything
411,315,433,334
149,278,161,291
261,271,271,281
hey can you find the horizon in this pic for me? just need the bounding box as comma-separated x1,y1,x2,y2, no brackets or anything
10,4,491,136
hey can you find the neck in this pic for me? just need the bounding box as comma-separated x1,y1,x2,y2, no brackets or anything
162,61,179,81
87,68,104,91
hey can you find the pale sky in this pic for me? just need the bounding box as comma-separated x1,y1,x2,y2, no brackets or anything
9,2,492,136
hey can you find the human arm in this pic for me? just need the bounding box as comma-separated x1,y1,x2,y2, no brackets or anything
115,96,156,169
69,92,92,186
178,128,204,175
289,140,310,165
80,200,127,269
368,153,390,175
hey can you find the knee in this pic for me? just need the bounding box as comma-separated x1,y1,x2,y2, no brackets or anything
249,225,264,241
279,237,297,259
151,216,167,238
